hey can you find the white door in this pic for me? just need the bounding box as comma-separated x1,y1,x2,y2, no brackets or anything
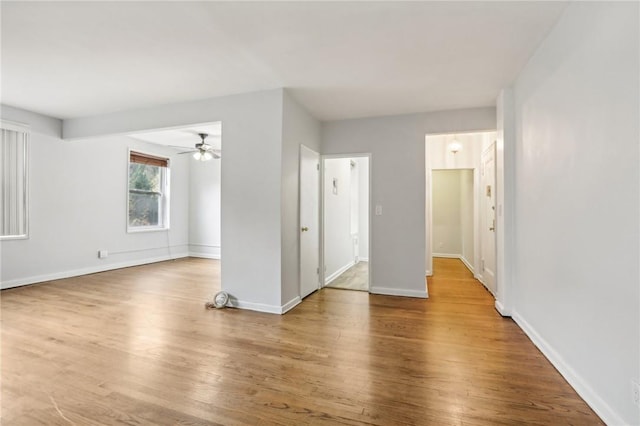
481,144,497,295
300,145,320,298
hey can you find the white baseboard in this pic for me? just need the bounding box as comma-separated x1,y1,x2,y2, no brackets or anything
281,296,301,314
370,286,428,299
459,255,474,274
358,257,369,262
494,300,511,317
229,296,301,315
189,252,221,260
512,311,623,426
324,260,355,285
433,253,460,258
189,244,221,259
1,252,190,290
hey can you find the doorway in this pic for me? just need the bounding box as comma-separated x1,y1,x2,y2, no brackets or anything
431,169,475,272
322,155,370,292
426,131,497,296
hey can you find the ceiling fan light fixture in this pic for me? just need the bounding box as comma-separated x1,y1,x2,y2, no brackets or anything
193,151,202,160
202,151,213,161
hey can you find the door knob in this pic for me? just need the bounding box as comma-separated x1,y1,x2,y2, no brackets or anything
301,227,309,232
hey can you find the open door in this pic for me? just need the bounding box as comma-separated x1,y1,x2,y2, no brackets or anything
480,143,497,295
299,145,320,298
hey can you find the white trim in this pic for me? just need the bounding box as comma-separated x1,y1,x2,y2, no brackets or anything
228,300,283,314
512,311,622,426
1,252,189,290
229,296,301,315
189,252,221,260
370,286,428,299
433,253,460,258
358,257,369,262
281,296,301,314
189,244,221,259
494,300,511,317
425,269,432,277
324,260,355,285
460,255,474,274
0,119,30,133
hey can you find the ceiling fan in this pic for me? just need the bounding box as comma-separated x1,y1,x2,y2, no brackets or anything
175,133,221,161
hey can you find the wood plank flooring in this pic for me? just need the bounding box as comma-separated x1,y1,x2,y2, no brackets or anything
1,257,603,425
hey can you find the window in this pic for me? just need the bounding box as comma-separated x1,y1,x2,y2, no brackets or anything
1,121,29,240
128,151,169,231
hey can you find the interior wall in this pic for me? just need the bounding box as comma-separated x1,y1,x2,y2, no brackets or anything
432,170,462,256
188,156,221,259
63,89,287,312
322,107,495,298
0,106,190,288
510,3,639,424
281,92,321,306
323,158,354,283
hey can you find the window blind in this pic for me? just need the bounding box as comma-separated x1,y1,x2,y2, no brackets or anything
1,123,29,239
130,151,168,168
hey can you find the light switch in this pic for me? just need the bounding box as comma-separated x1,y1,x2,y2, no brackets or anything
375,205,383,216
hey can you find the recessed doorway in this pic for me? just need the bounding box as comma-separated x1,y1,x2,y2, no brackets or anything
322,155,370,292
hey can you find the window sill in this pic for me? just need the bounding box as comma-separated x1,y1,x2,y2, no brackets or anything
127,227,170,234
0,234,29,241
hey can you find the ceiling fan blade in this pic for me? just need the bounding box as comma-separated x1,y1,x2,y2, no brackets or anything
178,150,197,155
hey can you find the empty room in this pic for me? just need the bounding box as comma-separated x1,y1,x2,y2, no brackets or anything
1,2,638,425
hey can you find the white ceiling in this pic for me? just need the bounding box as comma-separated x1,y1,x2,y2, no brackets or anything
1,2,567,121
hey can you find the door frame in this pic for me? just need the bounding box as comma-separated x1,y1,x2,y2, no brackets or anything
320,153,372,292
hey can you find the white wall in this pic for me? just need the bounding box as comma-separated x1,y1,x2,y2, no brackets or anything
322,107,495,298
63,89,287,312
432,170,462,256
188,157,221,259
281,92,321,307
0,106,190,288
323,158,354,282
510,3,639,425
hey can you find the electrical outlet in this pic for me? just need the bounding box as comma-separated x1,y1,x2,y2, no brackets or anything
98,250,108,259
633,380,640,406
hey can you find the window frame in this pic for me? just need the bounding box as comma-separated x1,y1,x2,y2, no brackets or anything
1,120,30,241
126,149,170,233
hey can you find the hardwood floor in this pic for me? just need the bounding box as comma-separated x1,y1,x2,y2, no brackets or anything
1,257,603,425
